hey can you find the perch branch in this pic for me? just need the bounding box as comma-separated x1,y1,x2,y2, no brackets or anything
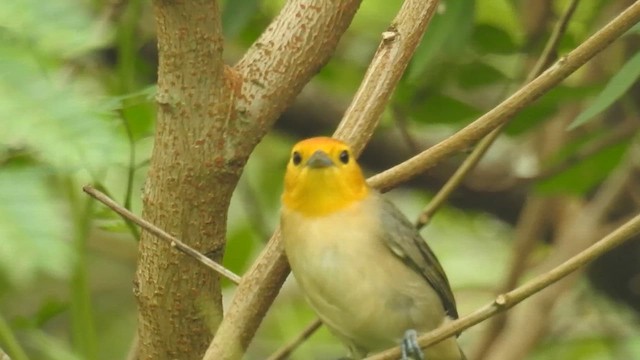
369,0,640,192
460,0,581,355
206,1,441,359
366,210,640,360
334,0,440,153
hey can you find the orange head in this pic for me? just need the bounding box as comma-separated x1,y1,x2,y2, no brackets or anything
282,137,369,216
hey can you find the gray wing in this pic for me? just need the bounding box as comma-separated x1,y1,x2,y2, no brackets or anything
377,193,459,320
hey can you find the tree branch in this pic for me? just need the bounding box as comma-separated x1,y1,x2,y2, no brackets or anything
478,137,639,359
335,0,440,152
82,185,241,284
146,0,365,358
234,0,363,144
366,209,640,360
265,319,323,360
455,1,581,355
205,1,441,359
368,1,640,192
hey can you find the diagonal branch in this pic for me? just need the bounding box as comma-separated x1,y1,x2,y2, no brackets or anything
82,185,241,284
366,209,640,360
430,0,581,355
265,318,323,360
335,0,440,152
205,1,441,359
234,0,363,143
369,1,640,192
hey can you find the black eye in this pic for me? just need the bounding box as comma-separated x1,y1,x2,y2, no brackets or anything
339,150,349,164
292,151,302,165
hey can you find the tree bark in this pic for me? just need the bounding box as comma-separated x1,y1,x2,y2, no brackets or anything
138,0,363,359
136,1,232,359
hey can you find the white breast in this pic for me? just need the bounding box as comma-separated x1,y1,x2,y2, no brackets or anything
281,196,447,354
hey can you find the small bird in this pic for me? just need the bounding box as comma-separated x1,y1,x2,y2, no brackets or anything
281,137,466,360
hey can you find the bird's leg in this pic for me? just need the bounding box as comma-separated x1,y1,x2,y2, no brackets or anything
401,329,424,360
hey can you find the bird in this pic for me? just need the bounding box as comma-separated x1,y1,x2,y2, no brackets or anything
280,137,466,359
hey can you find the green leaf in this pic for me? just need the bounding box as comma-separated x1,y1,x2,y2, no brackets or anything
569,51,640,129
0,166,73,287
456,61,509,88
407,0,475,82
472,24,518,54
475,0,523,43
103,85,157,140
34,298,68,327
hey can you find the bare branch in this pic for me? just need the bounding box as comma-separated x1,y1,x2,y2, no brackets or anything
415,126,505,228
335,0,440,153
235,0,363,142
205,1,441,359
366,210,640,360
477,138,640,359
82,186,241,284
438,0,581,354
266,319,323,360
369,1,640,192
525,0,581,84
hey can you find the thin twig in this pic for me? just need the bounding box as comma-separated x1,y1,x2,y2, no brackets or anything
392,105,421,155
369,1,640,192
456,1,582,356
475,137,639,360
415,125,504,228
526,0,581,84
366,209,640,360
266,319,323,360
415,0,581,229
90,182,139,239
120,112,136,212
334,0,441,153
82,185,241,284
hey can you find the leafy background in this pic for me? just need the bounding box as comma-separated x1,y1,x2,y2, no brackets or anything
1,0,639,359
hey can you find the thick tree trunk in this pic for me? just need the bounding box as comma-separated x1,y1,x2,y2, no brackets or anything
136,1,236,359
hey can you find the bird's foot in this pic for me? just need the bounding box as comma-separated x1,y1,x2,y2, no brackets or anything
401,329,424,360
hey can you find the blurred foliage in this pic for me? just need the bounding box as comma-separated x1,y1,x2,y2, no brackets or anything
0,0,639,359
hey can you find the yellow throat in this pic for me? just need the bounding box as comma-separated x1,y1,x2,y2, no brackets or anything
282,137,370,217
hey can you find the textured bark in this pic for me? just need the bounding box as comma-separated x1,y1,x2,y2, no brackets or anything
136,1,233,359
138,0,363,359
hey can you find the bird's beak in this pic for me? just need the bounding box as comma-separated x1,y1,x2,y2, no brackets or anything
306,150,334,169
